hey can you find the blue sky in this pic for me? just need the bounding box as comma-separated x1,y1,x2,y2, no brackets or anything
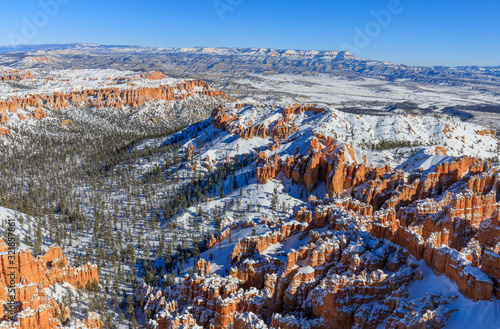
0,0,498,66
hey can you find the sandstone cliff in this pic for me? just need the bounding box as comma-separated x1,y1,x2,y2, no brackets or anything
0,79,225,125
0,240,101,328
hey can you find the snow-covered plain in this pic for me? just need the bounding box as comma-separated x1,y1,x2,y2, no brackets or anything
241,74,500,108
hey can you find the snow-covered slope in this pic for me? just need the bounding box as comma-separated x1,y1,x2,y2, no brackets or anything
132,100,500,328
0,206,101,328
199,102,498,168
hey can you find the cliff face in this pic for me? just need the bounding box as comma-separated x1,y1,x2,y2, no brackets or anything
212,103,328,142
0,79,224,112
0,240,101,328
0,77,225,126
256,136,390,193
291,158,499,302
144,158,496,327
213,104,396,194
141,71,167,80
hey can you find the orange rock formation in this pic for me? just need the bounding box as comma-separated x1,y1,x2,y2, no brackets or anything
141,71,167,80
0,80,225,119
135,103,499,328
0,240,101,328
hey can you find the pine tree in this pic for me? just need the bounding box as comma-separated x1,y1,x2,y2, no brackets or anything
126,295,135,327
271,186,279,213
131,316,139,329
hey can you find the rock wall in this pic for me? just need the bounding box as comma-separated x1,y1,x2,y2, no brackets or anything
212,104,301,141
141,71,167,80
0,240,101,328
0,79,225,121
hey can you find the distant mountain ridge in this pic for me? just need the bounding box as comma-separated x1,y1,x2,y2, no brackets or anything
0,43,498,68
0,44,498,94
0,43,356,59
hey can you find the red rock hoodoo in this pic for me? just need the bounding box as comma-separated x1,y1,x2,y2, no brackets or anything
0,240,101,328
0,80,225,118
135,103,499,328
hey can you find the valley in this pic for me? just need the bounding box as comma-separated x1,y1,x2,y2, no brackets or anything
0,45,499,328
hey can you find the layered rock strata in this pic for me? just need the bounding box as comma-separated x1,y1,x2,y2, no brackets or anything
0,79,225,122
0,240,101,328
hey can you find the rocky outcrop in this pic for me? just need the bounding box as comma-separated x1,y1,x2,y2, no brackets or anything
281,104,327,119
0,244,98,290
258,152,500,303
25,56,59,63
292,160,500,303
9,296,69,329
233,312,267,329
212,104,299,141
257,136,390,194
141,71,167,80
0,241,100,328
31,107,47,120
368,162,500,301
196,258,211,277
208,227,231,249
136,224,455,329
477,128,497,137
230,221,308,265
423,240,492,301
76,312,103,329
0,70,33,82
0,79,225,114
